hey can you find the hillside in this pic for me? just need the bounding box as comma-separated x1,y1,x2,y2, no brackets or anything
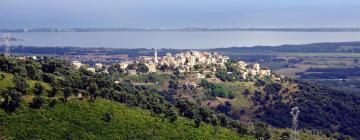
0,56,356,139
0,99,252,140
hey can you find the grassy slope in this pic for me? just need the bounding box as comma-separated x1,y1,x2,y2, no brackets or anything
210,81,329,140
0,72,327,140
0,99,253,140
0,72,14,90
270,129,330,140
0,72,51,93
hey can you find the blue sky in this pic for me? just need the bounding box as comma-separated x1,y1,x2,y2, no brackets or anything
1,0,360,28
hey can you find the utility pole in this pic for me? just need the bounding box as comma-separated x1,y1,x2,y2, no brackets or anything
290,107,300,140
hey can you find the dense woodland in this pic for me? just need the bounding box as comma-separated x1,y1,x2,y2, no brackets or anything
254,80,360,137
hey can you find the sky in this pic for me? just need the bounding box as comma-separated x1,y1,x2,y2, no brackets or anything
1,0,360,28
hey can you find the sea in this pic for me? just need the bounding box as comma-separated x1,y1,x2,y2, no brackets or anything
4,31,360,49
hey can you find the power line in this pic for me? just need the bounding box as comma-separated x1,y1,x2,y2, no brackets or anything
1,33,11,57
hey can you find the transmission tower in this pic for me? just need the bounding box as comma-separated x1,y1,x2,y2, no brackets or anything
290,107,300,140
1,33,11,57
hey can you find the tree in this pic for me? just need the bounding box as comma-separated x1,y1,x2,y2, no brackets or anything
169,113,177,123
0,90,22,112
48,99,57,108
34,82,44,96
102,112,112,122
230,120,248,135
137,63,149,73
88,83,99,102
194,118,202,128
160,63,169,71
48,86,58,97
165,108,178,123
217,101,232,114
200,79,209,88
173,68,180,76
264,83,282,94
168,80,178,90
280,131,291,140
254,122,271,140
217,114,228,127
30,96,44,109
193,64,203,70
26,64,41,80
205,73,212,78
14,65,27,78
41,60,64,73
126,63,137,70
108,64,124,74
243,89,251,95
215,69,227,82
63,87,72,103
42,73,58,86
13,74,27,94
255,79,266,87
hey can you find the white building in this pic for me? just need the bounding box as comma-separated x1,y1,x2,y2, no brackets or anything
253,63,260,73
71,61,82,69
259,70,271,77
237,61,247,70
94,63,103,69
248,69,257,76
119,62,129,70
147,63,157,73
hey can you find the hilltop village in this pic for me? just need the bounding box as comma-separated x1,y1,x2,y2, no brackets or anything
71,49,271,80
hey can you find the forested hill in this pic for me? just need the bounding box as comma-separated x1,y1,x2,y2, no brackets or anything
0,56,255,139
0,55,358,139
256,80,360,137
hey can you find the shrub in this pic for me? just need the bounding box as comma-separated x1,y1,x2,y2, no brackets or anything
102,112,112,122
34,82,44,96
30,96,44,109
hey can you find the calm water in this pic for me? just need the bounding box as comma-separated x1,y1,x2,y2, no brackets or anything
4,31,360,49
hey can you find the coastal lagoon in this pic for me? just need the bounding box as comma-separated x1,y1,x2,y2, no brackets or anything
5,31,360,49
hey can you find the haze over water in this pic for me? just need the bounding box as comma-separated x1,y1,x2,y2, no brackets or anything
6,31,360,49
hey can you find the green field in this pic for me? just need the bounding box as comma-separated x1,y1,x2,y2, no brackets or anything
0,99,253,140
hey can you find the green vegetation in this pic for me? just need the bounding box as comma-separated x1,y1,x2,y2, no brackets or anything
0,55,358,139
0,72,14,90
127,73,170,84
0,56,256,139
270,129,329,140
0,99,252,140
201,79,234,98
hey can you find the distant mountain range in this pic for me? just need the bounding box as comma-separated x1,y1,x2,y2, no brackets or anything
1,27,360,32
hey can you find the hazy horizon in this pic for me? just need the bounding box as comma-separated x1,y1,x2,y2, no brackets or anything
1,0,360,29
